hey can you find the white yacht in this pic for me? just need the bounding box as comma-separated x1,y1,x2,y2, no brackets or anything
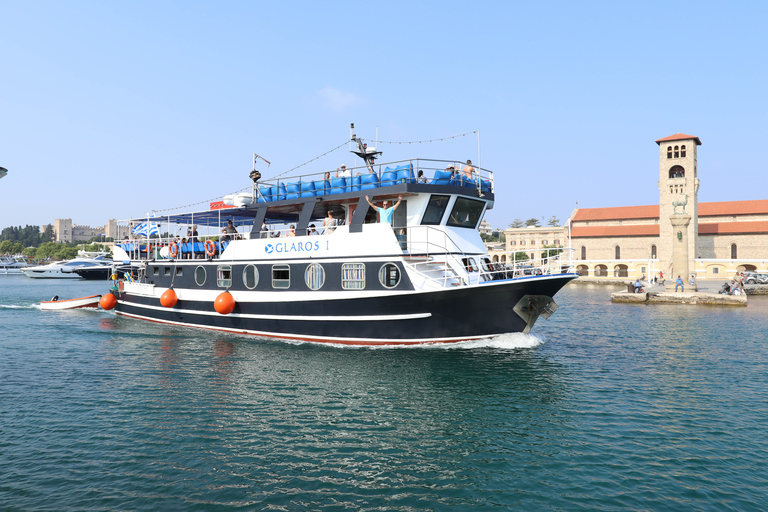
0,256,30,275
21,254,112,279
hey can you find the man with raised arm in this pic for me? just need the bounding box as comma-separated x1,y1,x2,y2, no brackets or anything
365,195,403,225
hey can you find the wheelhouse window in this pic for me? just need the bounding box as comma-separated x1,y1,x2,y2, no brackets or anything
421,194,451,225
272,265,290,289
164,267,171,276
446,197,484,229
175,267,183,277
305,263,325,290
217,265,232,288
153,266,160,276
342,263,365,289
462,257,478,272
378,263,401,288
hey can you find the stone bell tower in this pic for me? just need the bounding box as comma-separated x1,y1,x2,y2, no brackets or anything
656,133,701,280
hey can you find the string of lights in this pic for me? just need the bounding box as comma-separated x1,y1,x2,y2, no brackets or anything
153,140,349,214
370,130,477,145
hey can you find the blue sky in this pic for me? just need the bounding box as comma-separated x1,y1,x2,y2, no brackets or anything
2,1,767,231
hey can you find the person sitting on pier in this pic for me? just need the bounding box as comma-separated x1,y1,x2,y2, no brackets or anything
689,274,698,292
365,195,403,225
634,279,643,293
675,275,684,292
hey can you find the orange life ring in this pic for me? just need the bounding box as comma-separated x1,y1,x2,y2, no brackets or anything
169,242,179,258
204,239,216,257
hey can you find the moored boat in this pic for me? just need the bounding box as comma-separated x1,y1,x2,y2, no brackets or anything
106,136,577,345
40,295,102,310
22,254,112,279
0,256,30,275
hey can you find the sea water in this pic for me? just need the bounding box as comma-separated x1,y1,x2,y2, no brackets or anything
1,277,767,511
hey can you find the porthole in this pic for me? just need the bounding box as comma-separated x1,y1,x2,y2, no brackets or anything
379,263,401,288
243,264,259,289
195,266,207,286
305,263,325,290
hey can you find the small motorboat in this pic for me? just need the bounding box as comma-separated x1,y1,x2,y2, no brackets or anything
40,295,102,310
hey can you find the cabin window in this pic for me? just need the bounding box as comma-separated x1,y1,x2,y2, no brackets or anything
175,267,183,277
305,263,325,290
462,257,479,272
446,197,485,229
164,267,171,276
153,266,160,276
674,145,679,158
378,263,401,288
342,263,366,289
667,146,672,158
195,266,206,286
243,264,259,289
681,145,686,157
731,244,737,259
421,194,451,225
272,264,290,289
217,265,232,288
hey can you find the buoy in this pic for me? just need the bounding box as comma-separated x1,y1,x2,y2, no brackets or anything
160,288,178,308
204,239,216,257
169,242,179,258
214,291,235,315
100,293,117,310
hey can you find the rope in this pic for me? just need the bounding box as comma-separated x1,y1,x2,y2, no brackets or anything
371,130,477,145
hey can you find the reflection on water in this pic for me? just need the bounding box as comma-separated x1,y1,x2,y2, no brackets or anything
2,279,768,510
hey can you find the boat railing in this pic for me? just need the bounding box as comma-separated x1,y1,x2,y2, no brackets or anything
219,158,493,206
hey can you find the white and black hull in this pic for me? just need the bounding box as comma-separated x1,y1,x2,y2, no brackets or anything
114,273,575,345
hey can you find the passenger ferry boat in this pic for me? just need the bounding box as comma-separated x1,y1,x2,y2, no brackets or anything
108,138,577,345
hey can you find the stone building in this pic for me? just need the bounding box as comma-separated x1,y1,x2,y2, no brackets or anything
53,218,129,243
568,134,768,280
502,225,567,263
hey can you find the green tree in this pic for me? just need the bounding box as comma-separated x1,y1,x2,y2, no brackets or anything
509,219,524,228
55,246,79,260
41,224,55,243
547,216,560,226
22,247,37,258
0,240,12,253
510,251,529,261
524,218,541,227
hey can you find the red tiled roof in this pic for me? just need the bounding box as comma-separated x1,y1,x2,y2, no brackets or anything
655,133,702,145
572,199,768,222
572,205,659,221
699,199,768,217
571,225,660,238
698,221,768,235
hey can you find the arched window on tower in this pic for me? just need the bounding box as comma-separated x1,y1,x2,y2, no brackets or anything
651,245,657,259
581,246,586,260
615,246,621,260
674,145,679,158
667,146,672,159
669,165,685,178
681,145,686,158
731,244,738,259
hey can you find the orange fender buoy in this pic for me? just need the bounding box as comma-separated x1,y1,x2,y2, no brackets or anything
160,288,178,308
214,291,235,315
169,242,179,258
100,293,117,310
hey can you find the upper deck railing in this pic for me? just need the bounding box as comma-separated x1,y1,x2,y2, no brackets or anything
222,158,494,206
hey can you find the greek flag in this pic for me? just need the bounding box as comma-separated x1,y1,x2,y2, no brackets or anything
132,222,159,237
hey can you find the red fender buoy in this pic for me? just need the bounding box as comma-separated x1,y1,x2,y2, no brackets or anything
160,288,178,308
100,293,117,310
214,291,235,315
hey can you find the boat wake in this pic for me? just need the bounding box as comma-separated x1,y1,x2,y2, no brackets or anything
284,332,545,350
0,303,39,310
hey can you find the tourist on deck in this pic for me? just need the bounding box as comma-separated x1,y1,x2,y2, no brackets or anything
365,195,403,225
463,160,476,180
336,165,351,178
675,275,684,292
288,225,296,237
308,224,318,235
323,211,337,235
416,170,428,184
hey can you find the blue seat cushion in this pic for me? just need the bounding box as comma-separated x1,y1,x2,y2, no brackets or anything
380,171,398,187
330,178,346,194
431,170,453,185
